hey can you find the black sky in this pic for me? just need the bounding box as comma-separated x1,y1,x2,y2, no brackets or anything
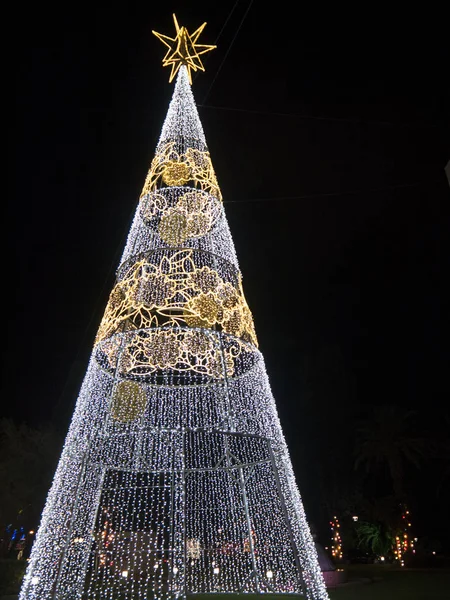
7,2,450,541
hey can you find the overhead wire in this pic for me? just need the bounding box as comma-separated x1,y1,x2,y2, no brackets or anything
193,3,437,131
211,0,241,46
200,0,254,105
222,179,440,203
192,0,241,86
197,103,439,129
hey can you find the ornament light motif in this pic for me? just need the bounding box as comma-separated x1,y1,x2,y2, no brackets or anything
96,251,257,349
141,142,222,200
152,14,216,83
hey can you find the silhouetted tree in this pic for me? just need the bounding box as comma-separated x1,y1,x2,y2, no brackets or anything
0,419,61,557
354,405,428,500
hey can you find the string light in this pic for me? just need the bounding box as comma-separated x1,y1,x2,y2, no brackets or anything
394,504,414,567
330,517,343,560
20,58,328,600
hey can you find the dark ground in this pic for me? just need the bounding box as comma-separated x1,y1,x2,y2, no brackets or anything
329,564,450,600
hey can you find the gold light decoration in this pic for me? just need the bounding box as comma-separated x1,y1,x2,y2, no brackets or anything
141,190,221,243
185,147,221,199
189,265,221,294
152,14,216,84
95,251,258,353
140,142,221,200
177,190,204,213
185,292,222,326
110,380,147,422
159,191,221,244
141,192,169,222
118,329,237,379
178,191,215,238
162,160,191,186
158,210,189,245
97,328,241,380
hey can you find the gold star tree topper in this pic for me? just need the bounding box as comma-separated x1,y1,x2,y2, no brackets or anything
152,14,216,84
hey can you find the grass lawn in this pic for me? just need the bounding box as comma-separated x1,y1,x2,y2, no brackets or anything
328,565,450,600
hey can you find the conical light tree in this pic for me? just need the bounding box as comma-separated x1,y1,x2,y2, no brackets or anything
20,15,329,600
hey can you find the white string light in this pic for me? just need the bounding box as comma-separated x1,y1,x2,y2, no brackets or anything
20,64,329,600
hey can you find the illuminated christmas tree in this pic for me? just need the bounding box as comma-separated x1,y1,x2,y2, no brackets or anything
20,15,329,600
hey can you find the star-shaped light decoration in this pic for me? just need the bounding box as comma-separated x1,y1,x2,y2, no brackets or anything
152,14,216,84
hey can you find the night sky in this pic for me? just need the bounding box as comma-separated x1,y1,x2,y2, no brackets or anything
8,4,450,544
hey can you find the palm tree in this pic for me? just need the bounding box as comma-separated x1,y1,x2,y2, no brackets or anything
354,405,429,500
355,520,394,557
435,413,450,498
